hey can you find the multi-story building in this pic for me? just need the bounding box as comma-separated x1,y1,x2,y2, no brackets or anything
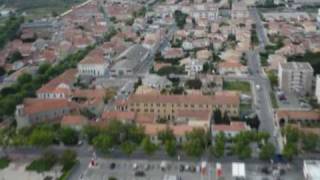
278,62,314,96
116,93,240,120
77,48,109,77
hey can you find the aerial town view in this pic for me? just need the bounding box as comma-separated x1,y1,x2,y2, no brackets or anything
0,0,320,179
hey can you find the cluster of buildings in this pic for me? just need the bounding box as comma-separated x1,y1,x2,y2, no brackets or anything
7,0,258,144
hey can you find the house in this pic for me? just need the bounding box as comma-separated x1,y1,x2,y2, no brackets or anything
143,123,196,144
15,98,77,129
142,74,172,89
36,69,77,99
61,115,88,131
162,48,184,59
72,88,105,116
218,61,247,75
78,48,109,77
180,58,204,76
267,54,287,71
212,122,249,138
176,110,212,127
196,49,212,61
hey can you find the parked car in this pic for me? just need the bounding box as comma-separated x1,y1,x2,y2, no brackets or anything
134,171,145,177
110,162,116,170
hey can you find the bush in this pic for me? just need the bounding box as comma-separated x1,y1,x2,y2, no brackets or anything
26,152,58,172
0,157,10,169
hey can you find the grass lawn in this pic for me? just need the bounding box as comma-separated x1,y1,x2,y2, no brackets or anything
0,157,10,169
223,81,251,93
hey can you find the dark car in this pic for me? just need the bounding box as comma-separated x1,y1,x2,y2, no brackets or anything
135,171,145,177
179,164,185,172
110,162,116,170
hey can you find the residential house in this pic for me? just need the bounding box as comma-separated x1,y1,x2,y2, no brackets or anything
218,61,247,75
78,48,109,77
142,74,172,89
61,115,88,131
212,121,249,138
36,69,77,99
15,98,76,129
162,48,184,59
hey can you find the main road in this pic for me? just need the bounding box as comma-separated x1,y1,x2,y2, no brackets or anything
248,7,281,153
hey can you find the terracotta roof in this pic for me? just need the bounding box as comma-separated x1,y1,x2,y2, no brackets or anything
79,48,106,65
61,115,88,126
212,122,248,132
37,69,77,94
218,61,244,68
276,110,320,121
101,111,135,122
23,98,75,115
177,110,212,121
127,94,240,105
143,124,195,136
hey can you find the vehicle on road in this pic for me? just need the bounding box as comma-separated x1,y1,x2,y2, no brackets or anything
110,162,116,170
256,84,261,90
134,171,145,177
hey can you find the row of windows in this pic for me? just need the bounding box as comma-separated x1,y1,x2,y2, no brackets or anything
130,103,237,109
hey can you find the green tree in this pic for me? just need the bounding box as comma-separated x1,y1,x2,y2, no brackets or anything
282,143,298,161
283,126,300,143
83,125,100,144
121,141,136,155
185,79,202,89
59,127,79,145
222,111,230,124
213,109,222,124
158,128,175,144
6,50,22,63
29,128,55,147
141,137,157,155
173,10,188,29
165,139,177,157
302,133,318,152
268,71,278,87
259,142,275,160
60,149,77,171
211,132,225,158
93,134,113,153
17,73,32,84
183,128,208,157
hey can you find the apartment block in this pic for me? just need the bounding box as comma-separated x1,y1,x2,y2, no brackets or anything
116,93,240,120
278,62,314,96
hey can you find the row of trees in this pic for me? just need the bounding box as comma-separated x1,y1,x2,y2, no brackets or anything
0,123,80,147
282,125,319,160
0,119,277,160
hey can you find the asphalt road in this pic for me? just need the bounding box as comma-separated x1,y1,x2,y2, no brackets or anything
248,8,281,153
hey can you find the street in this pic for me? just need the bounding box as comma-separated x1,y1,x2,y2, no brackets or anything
248,8,281,153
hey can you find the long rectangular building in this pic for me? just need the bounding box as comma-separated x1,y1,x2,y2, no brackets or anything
116,93,240,120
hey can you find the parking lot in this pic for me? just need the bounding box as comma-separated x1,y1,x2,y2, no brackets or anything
275,91,311,110
80,158,304,180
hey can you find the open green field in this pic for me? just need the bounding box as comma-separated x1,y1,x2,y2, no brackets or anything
0,0,85,19
223,80,251,93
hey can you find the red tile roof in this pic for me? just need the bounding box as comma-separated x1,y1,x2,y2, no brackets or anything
212,122,248,132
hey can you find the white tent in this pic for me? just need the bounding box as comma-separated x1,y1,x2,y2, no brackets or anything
232,162,246,178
